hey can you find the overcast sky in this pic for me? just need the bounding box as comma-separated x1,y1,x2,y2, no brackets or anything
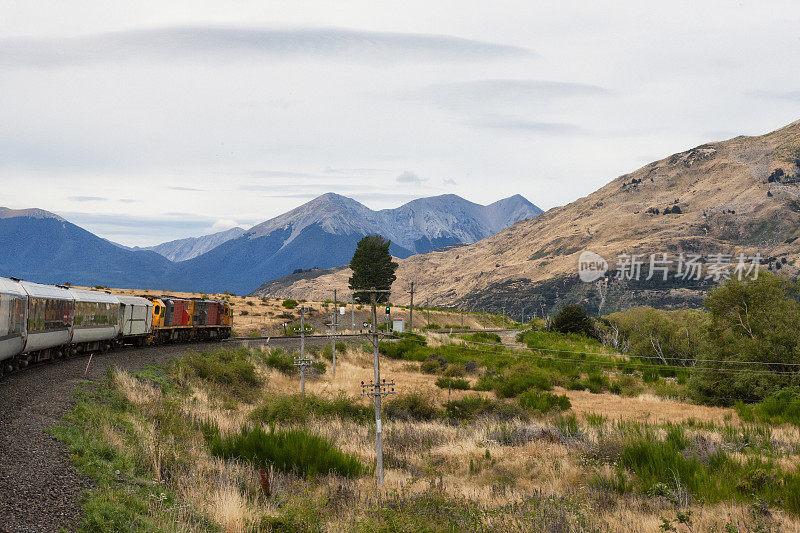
2,1,800,246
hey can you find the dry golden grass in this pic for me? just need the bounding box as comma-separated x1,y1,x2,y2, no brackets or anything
103,339,800,532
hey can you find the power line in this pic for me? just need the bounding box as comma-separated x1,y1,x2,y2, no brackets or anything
391,334,800,375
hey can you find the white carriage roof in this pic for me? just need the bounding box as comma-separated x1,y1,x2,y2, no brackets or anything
0,276,26,296
116,295,153,307
68,288,120,304
20,281,73,300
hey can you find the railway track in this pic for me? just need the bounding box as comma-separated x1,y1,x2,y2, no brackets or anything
0,342,219,533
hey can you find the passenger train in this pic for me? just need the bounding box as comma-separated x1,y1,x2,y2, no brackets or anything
0,276,233,377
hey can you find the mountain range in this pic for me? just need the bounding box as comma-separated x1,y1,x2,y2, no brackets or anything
0,193,540,294
133,227,246,262
254,119,800,315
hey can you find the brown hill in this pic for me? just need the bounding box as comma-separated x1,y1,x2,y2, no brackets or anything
252,119,800,316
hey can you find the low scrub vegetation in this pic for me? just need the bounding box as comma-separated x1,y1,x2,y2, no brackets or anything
200,422,364,478
50,301,800,531
176,348,262,402
250,392,372,424
736,387,800,427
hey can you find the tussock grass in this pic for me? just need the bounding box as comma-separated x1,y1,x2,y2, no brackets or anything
51,338,800,532
250,391,372,424
200,421,365,479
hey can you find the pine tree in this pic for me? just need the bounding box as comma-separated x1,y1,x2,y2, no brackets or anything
348,235,398,305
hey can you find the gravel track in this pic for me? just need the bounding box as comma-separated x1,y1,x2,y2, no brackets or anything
0,342,223,533
0,333,422,532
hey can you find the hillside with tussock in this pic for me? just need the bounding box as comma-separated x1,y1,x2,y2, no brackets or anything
255,119,800,314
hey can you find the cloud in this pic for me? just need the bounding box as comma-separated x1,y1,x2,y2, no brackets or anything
443,178,457,186
471,117,584,135
211,218,240,231
170,186,203,191
751,89,800,101
396,170,427,185
411,79,610,112
0,26,533,68
69,195,107,202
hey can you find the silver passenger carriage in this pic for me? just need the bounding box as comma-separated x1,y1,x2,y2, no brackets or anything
68,288,120,352
0,277,27,368
116,295,153,346
19,280,73,361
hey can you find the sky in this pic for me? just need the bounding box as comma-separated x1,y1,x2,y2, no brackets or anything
2,1,800,246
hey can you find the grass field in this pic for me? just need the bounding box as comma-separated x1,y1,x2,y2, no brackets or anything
52,329,800,532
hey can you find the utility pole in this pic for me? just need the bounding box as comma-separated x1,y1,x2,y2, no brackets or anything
293,306,312,395
359,290,394,488
502,306,506,329
460,310,464,329
426,299,430,325
408,282,414,332
331,289,337,377
351,298,355,330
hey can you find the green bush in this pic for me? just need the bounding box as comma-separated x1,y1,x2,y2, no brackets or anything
282,299,298,309
736,387,800,427
422,323,441,330
518,390,571,414
444,395,526,422
494,363,552,398
460,332,501,344
263,349,297,375
585,372,610,393
551,304,594,337
435,377,470,390
383,392,440,421
442,364,466,378
201,422,363,478
379,338,428,361
251,392,372,424
178,348,262,401
691,273,800,405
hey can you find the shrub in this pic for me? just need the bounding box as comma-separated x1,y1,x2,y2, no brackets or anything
494,363,552,398
379,338,428,361
615,375,645,397
735,387,800,426
262,349,297,375
691,273,800,404
442,364,466,378
201,422,363,478
551,304,594,337
585,372,610,393
282,299,299,309
383,392,440,421
435,377,470,390
422,323,441,330
251,392,372,424
420,354,447,374
444,395,527,422
518,390,571,414
178,348,262,401
460,332,501,344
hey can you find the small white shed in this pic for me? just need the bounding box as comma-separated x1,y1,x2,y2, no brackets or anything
392,317,405,333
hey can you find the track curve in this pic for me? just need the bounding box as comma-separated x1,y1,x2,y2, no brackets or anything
0,342,220,533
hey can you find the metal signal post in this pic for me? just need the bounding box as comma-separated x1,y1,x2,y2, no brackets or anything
294,306,312,394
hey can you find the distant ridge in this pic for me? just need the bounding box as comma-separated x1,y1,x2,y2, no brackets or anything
0,192,540,295
139,226,246,261
169,192,541,294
